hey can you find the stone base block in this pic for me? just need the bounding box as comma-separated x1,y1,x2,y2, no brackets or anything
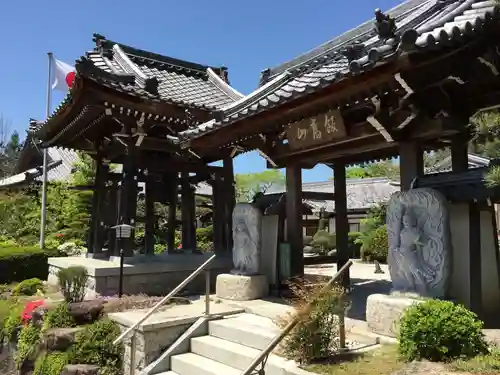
216,274,269,301
366,293,423,338
47,254,232,298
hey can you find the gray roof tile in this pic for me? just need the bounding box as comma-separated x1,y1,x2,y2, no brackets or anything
182,0,500,140
81,37,242,110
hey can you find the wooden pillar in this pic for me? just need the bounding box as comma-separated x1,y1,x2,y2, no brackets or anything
399,141,423,191
223,156,235,251
107,182,118,256
181,172,197,252
91,159,109,257
212,173,226,254
117,148,139,257
144,179,155,256
333,162,350,289
451,133,469,172
166,172,179,253
286,165,303,278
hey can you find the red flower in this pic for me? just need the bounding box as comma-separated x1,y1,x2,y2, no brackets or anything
55,234,64,238
178,243,182,249
22,300,45,323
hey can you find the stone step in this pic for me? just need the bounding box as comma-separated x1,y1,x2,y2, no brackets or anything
191,335,297,374
170,352,240,375
154,372,179,375
208,313,279,351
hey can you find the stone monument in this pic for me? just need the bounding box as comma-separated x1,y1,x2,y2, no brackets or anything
366,187,452,337
216,203,269,300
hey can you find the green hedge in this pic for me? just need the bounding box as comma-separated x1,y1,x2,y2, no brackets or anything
0,246,65,284
347,232,362,258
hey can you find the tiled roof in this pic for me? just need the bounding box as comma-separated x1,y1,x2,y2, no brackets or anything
34,35,243,136
267,177,400,212
0,147,78,188
426,152,490,173
81,35,243,110
182,0,499,139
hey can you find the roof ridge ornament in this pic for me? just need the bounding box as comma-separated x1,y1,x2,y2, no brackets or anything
374,8,397,41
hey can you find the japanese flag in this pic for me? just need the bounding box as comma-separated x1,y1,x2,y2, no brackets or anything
51,56,76,92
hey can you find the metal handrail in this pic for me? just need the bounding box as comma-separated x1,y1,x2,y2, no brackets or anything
240,259,354,375
113,253,217,345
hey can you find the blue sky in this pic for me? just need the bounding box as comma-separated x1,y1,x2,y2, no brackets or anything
0,0,403,182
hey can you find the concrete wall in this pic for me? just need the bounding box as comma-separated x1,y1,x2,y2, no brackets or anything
449,204,500,318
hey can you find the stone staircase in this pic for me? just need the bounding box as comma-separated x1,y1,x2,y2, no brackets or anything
152,313,310,375
149,312,377,375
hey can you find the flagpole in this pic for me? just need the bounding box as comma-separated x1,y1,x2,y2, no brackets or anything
40,52,53,249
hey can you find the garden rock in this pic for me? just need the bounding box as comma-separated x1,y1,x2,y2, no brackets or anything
327,249,337,256
68,300,105,325
61,364,100,375
303,246,314,254
42,327,83,351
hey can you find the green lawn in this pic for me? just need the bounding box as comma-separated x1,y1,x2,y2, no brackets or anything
305,345,500,375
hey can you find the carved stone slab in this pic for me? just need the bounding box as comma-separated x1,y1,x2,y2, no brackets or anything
231,203,262,276
386,188,452,298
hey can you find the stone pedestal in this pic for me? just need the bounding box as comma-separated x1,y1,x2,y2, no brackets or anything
47,253,232,298
216,274,269,301
366,293,423,338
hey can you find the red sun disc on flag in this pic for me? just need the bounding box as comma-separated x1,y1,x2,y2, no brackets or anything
66,71,75,88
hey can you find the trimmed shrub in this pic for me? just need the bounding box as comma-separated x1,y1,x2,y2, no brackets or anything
196,226,214,252
0,246,64,284
69,319,123,372
196,225,213,241
3,301,23,341
360,225,388,262
311,231,336,254
58,266,88,303
279,282,347,364
12,278,45,296
43,302,76,330
34,351,70,375
398,300,488,362
347,231,362,258
15,323,42,368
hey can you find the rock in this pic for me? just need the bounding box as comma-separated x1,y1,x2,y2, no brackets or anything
366,293,423,338
68,300,105,325
216,273,269,301
303,246,314,254
327,249,337,256
42,327,83,351
61,364,100,375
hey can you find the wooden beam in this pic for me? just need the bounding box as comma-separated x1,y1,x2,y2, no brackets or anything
166,172,179,253
286,165,304,278
144,179,155,256
302,191,334,200
333,163,350,289
399,141,423,191
223,156,235,252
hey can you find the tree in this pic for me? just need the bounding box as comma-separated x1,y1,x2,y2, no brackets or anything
235,170,285,202
0,116,23,178
344,160,399,180
470,110,500,186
